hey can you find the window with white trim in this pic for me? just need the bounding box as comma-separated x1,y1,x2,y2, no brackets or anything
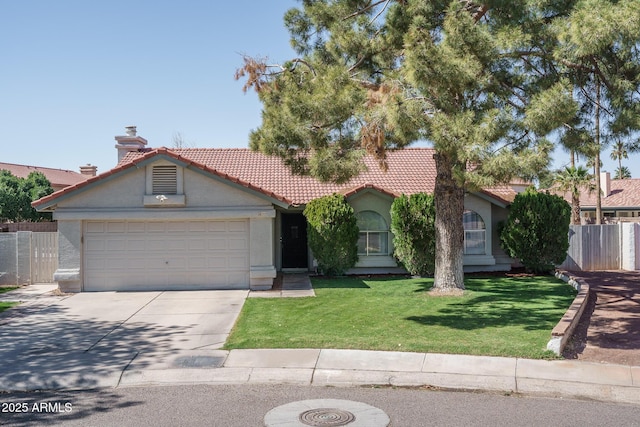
463,210,486,255
356,211,389,256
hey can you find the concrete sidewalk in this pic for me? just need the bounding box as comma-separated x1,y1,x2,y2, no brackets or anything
120,348,640,405
1,283,640,405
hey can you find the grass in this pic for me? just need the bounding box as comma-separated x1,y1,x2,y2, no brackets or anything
224,275,577,359
0,286,19,314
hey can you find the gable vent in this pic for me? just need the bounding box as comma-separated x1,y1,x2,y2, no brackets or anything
152,165,178,195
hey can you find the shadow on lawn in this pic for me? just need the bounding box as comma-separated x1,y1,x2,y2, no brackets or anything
408,276,575,331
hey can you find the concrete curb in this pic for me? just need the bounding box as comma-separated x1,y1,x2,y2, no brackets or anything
546,270,591,355
118,348,640,405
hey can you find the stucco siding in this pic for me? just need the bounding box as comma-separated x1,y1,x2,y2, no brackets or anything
182,168,272,208
53,164,272,211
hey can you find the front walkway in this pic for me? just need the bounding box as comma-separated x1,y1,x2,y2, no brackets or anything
248,273,315,298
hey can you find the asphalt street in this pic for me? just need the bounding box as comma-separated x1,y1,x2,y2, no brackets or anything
2,384,640,427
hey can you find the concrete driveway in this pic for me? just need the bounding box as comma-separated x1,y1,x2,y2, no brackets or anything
0,287,247,391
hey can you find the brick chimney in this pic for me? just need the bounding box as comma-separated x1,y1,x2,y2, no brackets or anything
601,171,611,198
79,164,97,177
114,125,148,164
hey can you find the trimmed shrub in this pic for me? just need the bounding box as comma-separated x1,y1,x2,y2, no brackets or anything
499,187,571,274
304,194,359,275
390,193,436,276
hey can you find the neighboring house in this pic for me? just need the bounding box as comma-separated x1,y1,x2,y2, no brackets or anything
32,128,521,293
0,162,96,192
562,172,640,223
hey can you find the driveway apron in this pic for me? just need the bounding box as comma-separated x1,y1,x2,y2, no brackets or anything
0,289,247,391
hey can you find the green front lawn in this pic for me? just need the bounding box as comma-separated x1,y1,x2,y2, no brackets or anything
225,275,576,359
0,302,18,314
0,287,19,314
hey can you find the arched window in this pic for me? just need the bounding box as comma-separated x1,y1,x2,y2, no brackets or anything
463,210,486,255
356,211,389,256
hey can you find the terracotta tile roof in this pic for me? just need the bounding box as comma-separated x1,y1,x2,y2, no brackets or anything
120,147,437,206
564,178,640,209
0,162,87,189
33,147,518,209
479,186,519,205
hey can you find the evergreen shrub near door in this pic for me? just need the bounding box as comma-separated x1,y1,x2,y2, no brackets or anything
500,188,571,274
303,194,358,275
390,193,436,276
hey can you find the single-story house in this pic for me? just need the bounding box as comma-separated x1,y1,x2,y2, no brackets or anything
1,162,96,192
32,128,521,292
573,172,640,223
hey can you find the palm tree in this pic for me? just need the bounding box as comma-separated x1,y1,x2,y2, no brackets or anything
555,166,595,225
614,166,632,179
610,140,629,174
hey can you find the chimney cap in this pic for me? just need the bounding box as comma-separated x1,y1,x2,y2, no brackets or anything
79,164,98,177
125,125,137,136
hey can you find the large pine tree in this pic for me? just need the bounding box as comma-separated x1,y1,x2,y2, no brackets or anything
237,1,577,291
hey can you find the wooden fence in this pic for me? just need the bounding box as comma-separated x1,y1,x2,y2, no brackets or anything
560,223,639,271
0,221,57,232
0,232,58,285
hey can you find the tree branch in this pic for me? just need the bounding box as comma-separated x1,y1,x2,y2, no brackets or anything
342,0,391,21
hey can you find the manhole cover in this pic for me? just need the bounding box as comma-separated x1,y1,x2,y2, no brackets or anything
264,399,389,427
299,408,355,426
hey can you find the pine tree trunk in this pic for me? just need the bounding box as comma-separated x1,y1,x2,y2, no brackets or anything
595,78,602,225
433,153,465,292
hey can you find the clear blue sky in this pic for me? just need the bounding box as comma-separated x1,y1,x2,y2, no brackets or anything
2,1,637,179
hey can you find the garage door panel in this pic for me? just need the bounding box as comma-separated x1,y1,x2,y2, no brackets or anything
228,221,248,232
166,222,187,232
146,222,166,233
229,256,248,269
186,221,206,232
206,222,226,232
84,220,250,291
187,238,207,249
106,222,126,233
86,222,105,233
188,257,207,269
228,238,247,250
85,240,105,251
166,239,187,251
127,222,146,233
208,239,228,250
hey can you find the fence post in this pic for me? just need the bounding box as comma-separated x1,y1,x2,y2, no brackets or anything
16,231,32,285
621,222,637,271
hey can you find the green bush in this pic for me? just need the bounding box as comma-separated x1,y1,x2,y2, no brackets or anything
500,187,571,274
304,194,359,275
390,193,436,276
0,170,53,222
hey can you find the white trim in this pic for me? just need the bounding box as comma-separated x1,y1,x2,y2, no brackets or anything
463,254,496,265
53,207,276,220
143,194,186,207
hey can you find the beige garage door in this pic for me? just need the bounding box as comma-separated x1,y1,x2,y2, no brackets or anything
84,220,249,291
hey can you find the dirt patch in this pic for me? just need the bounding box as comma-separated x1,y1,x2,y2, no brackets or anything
562,271,640,366
427,288,465,297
